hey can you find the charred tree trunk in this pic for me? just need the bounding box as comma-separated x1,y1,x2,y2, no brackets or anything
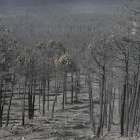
88,75,91,123
88,75,95,132
111,88,115,125
22,80,26,126
97,66,105,138
119,87,121,117
55,70,58,103
0,80,3,127
104,85,107,128
42,79,46,116
64,71,67,105
32,80,36,119
62,72,66,110
28,80,33,119
71,70,74,104
62,71,67,110
52,75,62,118
39,81,41,113
129,78,140,137
5,78,15,127
47,78,50,111
124,59,129,137
52,86,58,118
75,71,78,101
75,70,80,101
136,100,140,134
1,86,6,118
108,86,113,132
77,70,80,98
121,83,126,137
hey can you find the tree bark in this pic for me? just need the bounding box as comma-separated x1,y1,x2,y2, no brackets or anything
22,80,26,126
124,59,129,137
28,80,33,119
119,87,121,117
32,80,36,119
55,70,58,103
47,78,49,111
121,83,126,137
108,89,112,132
64,71,67,105
88,75,94,131
88,75,91,123
129,79,140,137
1,86,6,118
0,80,2,127
42,79,46,116
52,75,62,118
75,71,78,101
39,81,41,113
111,88,115,125
97,66,105,138
5,79,15,127
62,72,65,110
104,84,107,128
71,70,74,104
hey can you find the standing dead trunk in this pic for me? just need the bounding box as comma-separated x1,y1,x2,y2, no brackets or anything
77,70,80,97
129,79,140,137
75,71,78,101
121,83,126,137
97,66,105,138
5,79,15,127
124,58,129,137
55,70,58,103
0,80,3,127
88,75,91,123
111,88,115,125
32,80,36,119
88,75,94,131
64,71,67,105
39,81,41,113
136,100,140,134
104,84,107,128
62,72,65,110
52,87,58,118
90,87,94,130
1,86,6,118
129,86,132,109
62,71,67,110
52,76,62,118
108,86,113,132
71,70,74,104
42,79,46,116
47,78,50,111
28,80,33,119
22,80,26,126
75,70,80,101
129,85,136,123
119,87,121,117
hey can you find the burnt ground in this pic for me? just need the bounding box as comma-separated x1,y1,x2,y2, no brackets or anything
0,76,139,140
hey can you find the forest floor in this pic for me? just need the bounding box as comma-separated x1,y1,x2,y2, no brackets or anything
0,76,139,140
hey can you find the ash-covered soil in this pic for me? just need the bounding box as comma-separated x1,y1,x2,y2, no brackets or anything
0,77,139,140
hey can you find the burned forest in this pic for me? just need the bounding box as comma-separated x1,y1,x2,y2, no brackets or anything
0,0,140,140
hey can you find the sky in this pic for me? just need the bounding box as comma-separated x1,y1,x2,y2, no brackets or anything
0,0,127,6
0,0,131,15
